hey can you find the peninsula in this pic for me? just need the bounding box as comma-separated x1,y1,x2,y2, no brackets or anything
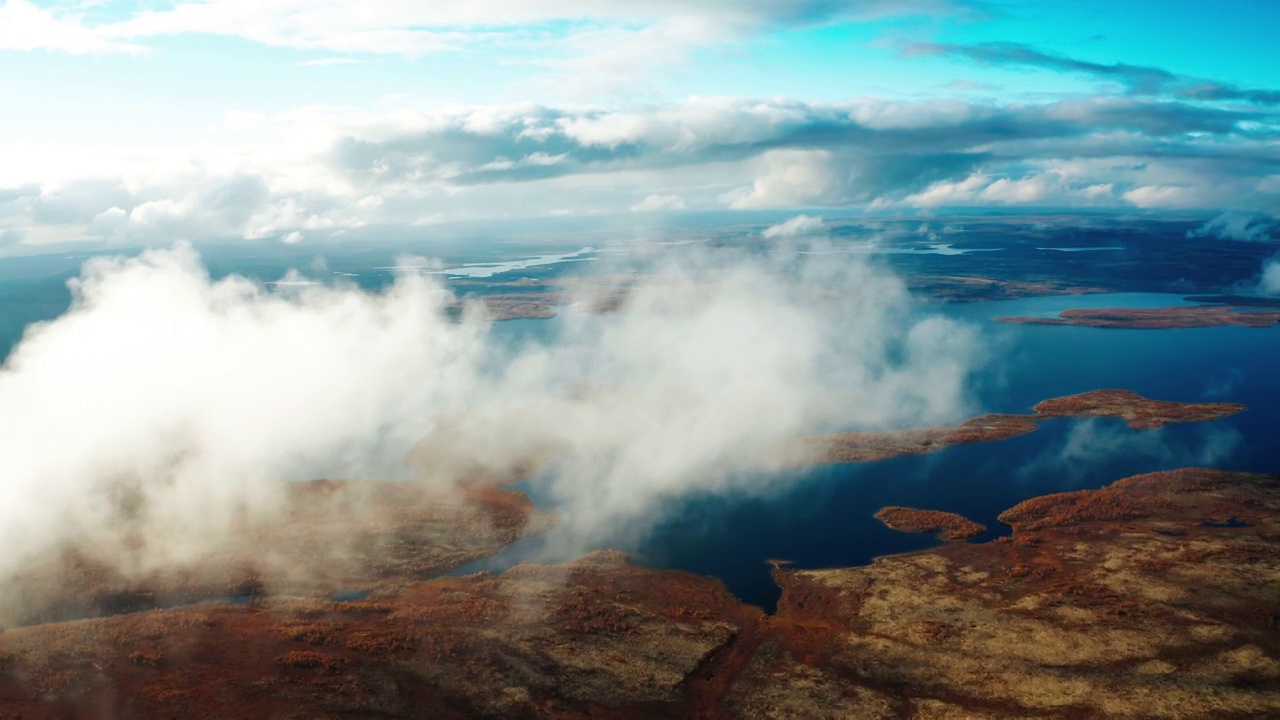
996,306,1280,329
810,389,1245,465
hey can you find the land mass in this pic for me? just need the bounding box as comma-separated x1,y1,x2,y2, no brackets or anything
874,506,987,540
997,306,1280,329
1,480,550,629
451,289,628,321
1032,388,1247,429
472,293,560,320
13,389,1225,628
907,275,1109,303
763,467,1280,718
812,413,1039,464
2,467,1276,718
1183,295,1280,308
811,389,1244,465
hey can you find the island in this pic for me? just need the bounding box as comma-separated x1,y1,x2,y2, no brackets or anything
476,293,562,320
447,292,562,320
996,305,1280,329
1032,388,1247,429
906,275,1110,302
1183,294,1280,308
809,389,1245,465
1,467,1276,718
449,288,629,320
812,413,1040,463
874,506,987,540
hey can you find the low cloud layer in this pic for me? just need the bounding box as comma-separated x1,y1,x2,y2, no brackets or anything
1260,257,1280,296
1190,212,1279,243
0,241,984,613
3,94,1277,251
763,215,825,238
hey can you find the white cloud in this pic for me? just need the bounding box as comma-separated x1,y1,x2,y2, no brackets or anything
1121,184,1194,208
729,149,839,209
0,96,1277,250
630,194,685,212
295,57,364,67
0,241,984,620
905,171,1122,208
763,214,824,238
0,0,973,99
1260,257,1280,296
1190,211,1278,242
904,173,989,207
0,1,984,105
0,0,143,54
979,175,1050,203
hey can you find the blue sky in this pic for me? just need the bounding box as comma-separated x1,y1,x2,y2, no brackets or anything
1,0,1278,249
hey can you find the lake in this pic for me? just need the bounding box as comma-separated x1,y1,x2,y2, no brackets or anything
474,292,1280,611
3,250,1276,612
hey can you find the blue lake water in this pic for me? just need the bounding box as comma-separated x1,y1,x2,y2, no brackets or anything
472,293,1280,611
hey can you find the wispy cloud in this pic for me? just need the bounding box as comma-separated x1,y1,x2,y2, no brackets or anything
0,0,988,105
1,0,979,56
1021,419,1243,486
907,41,1280,106
295,57,364,67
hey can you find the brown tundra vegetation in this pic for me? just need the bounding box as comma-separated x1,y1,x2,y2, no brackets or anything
1,468,1277,718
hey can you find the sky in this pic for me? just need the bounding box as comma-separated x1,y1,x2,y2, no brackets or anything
1,0,1278,250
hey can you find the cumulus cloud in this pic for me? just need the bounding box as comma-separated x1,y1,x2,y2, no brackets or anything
0,241,984,616
727,149,840,208
1121,185,1196,209
763,214,825,238
904,171,1118,208
630,194,686,212
408,242,987,547
0,246,479,616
